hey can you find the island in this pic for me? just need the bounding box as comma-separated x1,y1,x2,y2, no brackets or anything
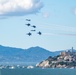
36,47,76,68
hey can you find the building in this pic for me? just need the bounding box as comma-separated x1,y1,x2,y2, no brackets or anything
60,51,67,56
60,47,74,56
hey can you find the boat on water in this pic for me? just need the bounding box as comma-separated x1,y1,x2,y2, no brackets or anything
8,66,15,69
27,65,34,69
70,67,75,69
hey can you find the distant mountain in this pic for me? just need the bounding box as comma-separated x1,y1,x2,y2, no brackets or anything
0,45,54,62
25,46,54,62
0,45,75,63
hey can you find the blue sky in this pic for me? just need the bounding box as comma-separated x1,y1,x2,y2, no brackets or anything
0,0,76,51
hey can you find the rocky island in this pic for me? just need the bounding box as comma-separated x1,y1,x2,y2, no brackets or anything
36,47,76,68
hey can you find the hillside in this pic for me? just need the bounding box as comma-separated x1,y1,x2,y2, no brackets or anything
0,45,57,63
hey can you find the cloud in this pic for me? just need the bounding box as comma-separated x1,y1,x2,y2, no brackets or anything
0,0,43,17
73,8,76,15
43,12,49,18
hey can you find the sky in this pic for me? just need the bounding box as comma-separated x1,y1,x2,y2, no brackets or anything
0,0,76,51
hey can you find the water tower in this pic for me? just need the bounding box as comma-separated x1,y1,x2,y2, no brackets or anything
72,47,73,53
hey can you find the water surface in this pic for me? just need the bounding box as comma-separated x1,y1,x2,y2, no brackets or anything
1,68,76,75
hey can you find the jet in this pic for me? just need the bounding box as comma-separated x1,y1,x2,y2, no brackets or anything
37,31,42,35
26,19,31,21
31,30,36,32
31,25,36,28
25,23,31,26
27,32,32,36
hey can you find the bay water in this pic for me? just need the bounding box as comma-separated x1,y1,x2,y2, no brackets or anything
0,68,76,75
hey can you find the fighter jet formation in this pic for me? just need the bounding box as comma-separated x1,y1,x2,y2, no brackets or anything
38,31,42,35
25,19,42,36
26,19,31,21
31,30,36,32
31,25,36,28
27,32,32,36
25,23,31,26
